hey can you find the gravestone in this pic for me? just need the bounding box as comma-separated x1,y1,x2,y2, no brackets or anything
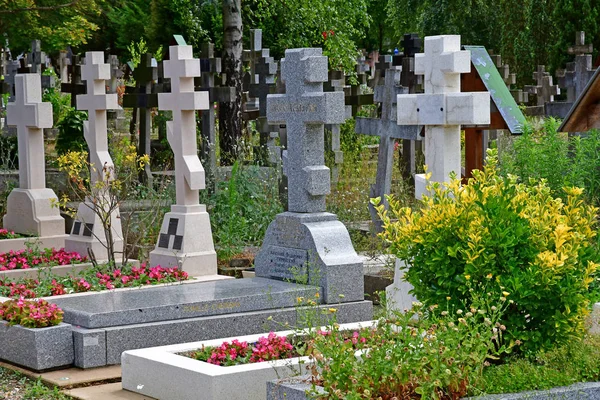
325,70,349,183
61,51,85,108
64,52,124,260
356,67,420,231
58,50,70,84
5,60,19,101
3,74,65,236
123,53,158,186
370,55,393,88
396,35,490,199
249,53,279,166
525,65,560,116
149,43,218,277
345,55,373,117
196,42,235,176
106,54,127,132
255,48,364,304
242,29,266,113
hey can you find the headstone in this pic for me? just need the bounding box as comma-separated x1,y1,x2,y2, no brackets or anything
396,35,490,199
370,54,393,88
525,65,560,111
3,74,65,236
5,60,19,101
344,54,374,117
58,50,70,84
106,54,127,132
149,43,218,277
123,53,158,186
386,258,417,312
196,42,235,176
355,67,420,231
325,70,348,182
255,48,364,304
61,52,85,108
64,52,124,261
242,29,266,114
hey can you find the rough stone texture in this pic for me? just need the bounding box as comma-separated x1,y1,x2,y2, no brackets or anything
386,258,418,313
0,321,73,371
51,278,321,329
3,74,65,237
74,300,372,366
255,212,364,304
267,378,327,400
149,44,217,276
396,35,490,199
65,51,124,258
72,327,106,369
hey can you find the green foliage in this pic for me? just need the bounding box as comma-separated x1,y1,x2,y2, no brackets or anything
477,335,600,395
55,108,87,155
500,118,600,207
42,71,70,126
106,0,152,54
201,162,283,260
377,149,599,355
148,0,208,54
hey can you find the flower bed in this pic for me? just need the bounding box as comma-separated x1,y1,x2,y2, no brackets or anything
0,248,85,271
0,263,189,298
0,297,73,371
0,229,21,240
121,321,376,400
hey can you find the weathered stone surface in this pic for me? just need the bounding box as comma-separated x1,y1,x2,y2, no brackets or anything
267,377,327,400
0,321,73,371
51,278,321,329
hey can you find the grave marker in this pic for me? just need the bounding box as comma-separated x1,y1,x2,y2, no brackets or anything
344,55,374,116
356,67,420,231
107,54,127,132
3,74,65,236
149,43,218,276
61,51,85,108
65,52,124,260
396,35,490,199
255,48,364,304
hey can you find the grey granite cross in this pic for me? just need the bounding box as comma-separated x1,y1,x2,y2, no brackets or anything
355,67,420,231
562,32,595,102
61,52,85,107
345,55,373,117
267,48,345,213
525,65,559,106
370,54,393,88
5,60,19,101
28,40,44,75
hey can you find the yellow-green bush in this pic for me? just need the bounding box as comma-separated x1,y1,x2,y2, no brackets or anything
376,149,598,354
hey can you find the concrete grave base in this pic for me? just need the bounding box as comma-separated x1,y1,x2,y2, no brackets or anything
65,200,124,261
122,321,375,400
267,378,600,400
149,204,217,276
0,321,73,371
0,235,68,254
255,212,364,304
3,189,65,237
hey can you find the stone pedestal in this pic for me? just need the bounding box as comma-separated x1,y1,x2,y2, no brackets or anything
149,204,217,276
255,212,364,304
3,189,65,237
385,258,417,313
65,199,124,261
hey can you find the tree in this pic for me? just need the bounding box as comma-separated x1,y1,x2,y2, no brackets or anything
148,0,207,56
0,0,101,53
219,0,243,165
105,0,151,55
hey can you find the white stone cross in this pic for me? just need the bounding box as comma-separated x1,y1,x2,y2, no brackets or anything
77,52,119,184
7,74,52,189
397,35,490,199
159,45,209,206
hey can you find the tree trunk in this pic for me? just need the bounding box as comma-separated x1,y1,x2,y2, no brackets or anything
219,0,243,166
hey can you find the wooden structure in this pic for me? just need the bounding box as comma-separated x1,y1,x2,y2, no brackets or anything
461,46,526,179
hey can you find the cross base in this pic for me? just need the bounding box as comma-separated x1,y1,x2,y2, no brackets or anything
255,212,364,304
149,204,217,277
3,189,65,237
65,200,124,262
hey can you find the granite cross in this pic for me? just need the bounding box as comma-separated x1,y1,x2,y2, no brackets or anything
28,40,45,75
7,74,52,189
243,29,266,113
370,54,393,88
397,35,490,199
159,44,209,206
123,53,158,185
325,70,349,182
525,65,559,107
564,31,595,102
58,50,70,84
355,67,420,230
267,48,345,213
5,60,20,101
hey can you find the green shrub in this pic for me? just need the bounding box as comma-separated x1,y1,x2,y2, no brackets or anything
55,108,87,155
376,149,598,355
42,70,70,126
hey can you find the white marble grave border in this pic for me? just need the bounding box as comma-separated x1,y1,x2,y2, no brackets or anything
121,320,376,400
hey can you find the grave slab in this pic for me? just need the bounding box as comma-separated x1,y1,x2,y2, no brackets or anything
67,383,154,400
50,278,322,329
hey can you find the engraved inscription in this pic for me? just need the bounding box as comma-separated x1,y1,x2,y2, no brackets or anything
158,233,170,249
83,223,94,237
72,221,82,235
167,218,179,235
182,301,241,313
271,103,317,113
267,245,308,280
173,235,183,251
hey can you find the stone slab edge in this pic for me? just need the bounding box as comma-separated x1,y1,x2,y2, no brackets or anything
0,259,139,281
0,235,68,254
266,378,600,400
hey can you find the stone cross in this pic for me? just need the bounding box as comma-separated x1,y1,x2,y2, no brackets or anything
243,29,266,112
267,48,345,213
28,40,45,75
568,31,593,55
5,60,19,101
61,52,85,107
196,42,235,175
356,67,420,229
562,31,595,102
149,43,217,276
3,74,64,237
108,55,122,94
525,65,560,107
325,70,349,182
370,55,393,88
65,52,123,260
397,35,490,199
123,53,158,185
249,54,279,165
7,74,52,189
59,50,70,84
345,55,374,117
